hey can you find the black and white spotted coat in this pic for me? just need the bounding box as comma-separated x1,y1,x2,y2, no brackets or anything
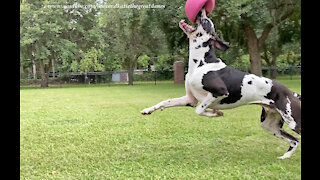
141,8,301,159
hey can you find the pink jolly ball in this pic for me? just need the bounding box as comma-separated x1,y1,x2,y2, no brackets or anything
185,0,215,24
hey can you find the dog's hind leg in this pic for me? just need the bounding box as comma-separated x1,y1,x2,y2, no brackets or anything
266,81,301,135
276,95,301,135
276,129,300,159
260,107,300,159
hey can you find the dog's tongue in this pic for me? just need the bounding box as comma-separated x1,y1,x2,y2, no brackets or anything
179,20,196,32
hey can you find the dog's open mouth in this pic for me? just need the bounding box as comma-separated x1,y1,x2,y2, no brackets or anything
179,20,196,33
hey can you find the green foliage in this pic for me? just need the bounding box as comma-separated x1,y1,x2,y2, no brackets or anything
156,54,173,71
137,54,150,68
103,54,123,72
133,71,174,81
152,0,188,52
20,0,107,80
20,0,301,85
278,9,301,47
70,60,79,72
99,0,168,59
213,0,300,73
278,50,301,66
133,72,156,81
230,54,251,71
98,0,170,84
77,48,104,73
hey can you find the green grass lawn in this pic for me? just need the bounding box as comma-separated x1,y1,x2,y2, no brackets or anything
20,77,301,179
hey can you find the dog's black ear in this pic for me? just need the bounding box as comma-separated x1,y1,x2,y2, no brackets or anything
211,35,230,52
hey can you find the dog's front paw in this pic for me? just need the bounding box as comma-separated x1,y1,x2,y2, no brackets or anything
199,109,224,117
140,107,155,115
278,155,290,159
214,110,224,116
207,110,224,117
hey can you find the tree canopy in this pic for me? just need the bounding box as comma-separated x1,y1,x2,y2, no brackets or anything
20,0,301,87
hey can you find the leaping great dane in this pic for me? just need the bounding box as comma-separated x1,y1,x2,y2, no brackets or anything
141,8,301,159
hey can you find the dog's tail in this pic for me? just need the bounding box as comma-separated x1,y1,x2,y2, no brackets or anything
292,92,301,101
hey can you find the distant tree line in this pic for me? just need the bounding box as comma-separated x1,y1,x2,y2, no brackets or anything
20,0,301,87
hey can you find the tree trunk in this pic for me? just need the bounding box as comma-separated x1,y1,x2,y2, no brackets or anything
20,64,24,79
270,53,278,79
128,64,134,86
270,40,279,79
52,59,55,79
32,59,37,80
126,57,137,85
31,51,37,80
39,59,48,88
244,24,262,76
84,70,89,84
